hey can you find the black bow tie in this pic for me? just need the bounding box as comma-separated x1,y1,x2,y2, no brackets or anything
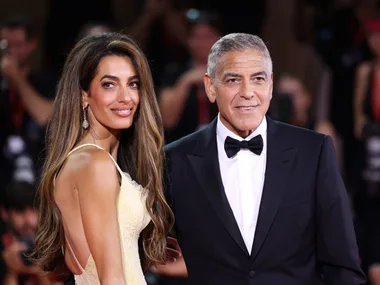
224,135,263,158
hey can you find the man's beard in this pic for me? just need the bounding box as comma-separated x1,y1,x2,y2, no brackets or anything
9,223,36,239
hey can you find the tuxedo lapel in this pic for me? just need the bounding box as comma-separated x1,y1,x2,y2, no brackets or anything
187,119,249,256
250,117,297,260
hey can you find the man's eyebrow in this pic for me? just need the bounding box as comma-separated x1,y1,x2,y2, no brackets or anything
252,71,268,78
221,72,241,81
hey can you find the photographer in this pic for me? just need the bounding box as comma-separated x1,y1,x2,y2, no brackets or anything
0,14,57,189
0,180,58,285
273,74,339,151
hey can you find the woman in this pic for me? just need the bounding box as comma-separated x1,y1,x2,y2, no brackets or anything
31,32,174,284
354,18,380,139
353,18,380,285
274,74,343,178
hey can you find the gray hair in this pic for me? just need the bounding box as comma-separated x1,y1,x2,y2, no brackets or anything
207,33,273,80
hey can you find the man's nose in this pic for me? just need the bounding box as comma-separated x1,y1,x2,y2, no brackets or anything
24,208,37,224
240,80,255,99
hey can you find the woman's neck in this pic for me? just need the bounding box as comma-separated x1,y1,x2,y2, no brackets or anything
81,128,120,159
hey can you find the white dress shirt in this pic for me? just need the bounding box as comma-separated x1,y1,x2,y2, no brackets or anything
216,114,267,254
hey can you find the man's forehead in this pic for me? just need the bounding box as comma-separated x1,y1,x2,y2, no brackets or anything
10,206,37,213
220,48,266,58
1,27,27,40
217,50,272,75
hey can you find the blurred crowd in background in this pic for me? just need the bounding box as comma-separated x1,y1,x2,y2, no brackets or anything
2,0,380,284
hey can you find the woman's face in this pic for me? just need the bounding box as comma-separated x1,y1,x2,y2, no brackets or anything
83,55,140,132
277,77,311,114
369,32,380,57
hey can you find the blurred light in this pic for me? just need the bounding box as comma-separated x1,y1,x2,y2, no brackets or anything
186,9,200,21
7,135,25,155
13,168,35,184
13,155,35,183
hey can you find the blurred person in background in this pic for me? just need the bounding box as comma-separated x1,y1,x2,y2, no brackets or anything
158,10,222,143
354,18,380,140
126,0,189,84
312,0,380,201
273,74,340,160
0,133,37,252
0,180,61,285
352,17,380,284
0,14,57,189
75,21,114,43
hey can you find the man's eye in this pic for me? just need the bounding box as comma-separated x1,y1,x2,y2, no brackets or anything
226,78,239,83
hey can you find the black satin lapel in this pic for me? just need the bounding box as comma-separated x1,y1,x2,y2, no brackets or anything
250,117,297,260
187,143,249,256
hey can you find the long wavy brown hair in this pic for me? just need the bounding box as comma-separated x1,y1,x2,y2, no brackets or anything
31,32,174,272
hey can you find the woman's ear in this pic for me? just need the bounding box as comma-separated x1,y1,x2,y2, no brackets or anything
81,90,89,108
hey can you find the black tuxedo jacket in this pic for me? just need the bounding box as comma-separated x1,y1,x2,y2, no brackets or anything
164,116,366,285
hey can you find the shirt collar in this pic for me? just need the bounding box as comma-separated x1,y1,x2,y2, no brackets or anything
216,113,267,144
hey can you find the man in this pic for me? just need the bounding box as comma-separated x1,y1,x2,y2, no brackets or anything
0,15,56,188
0,180,61,285
163,33,366,284
158,10,222,143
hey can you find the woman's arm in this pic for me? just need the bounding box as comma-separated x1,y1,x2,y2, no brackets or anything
76,150,125,285
151,256,187,277
353,62,370,139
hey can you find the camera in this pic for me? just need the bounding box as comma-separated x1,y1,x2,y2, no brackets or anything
0,39,7,58
0,39,8,56
0,39,8,92
19,236,35,267
271,92,294,124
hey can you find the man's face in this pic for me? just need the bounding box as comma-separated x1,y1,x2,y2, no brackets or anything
188,23,221,64
6,207,38,238
204,49,273,138
0,27,35,65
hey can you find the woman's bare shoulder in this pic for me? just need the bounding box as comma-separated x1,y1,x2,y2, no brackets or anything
59,147,119,194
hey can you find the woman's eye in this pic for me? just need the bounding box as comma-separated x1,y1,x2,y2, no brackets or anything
102,82,114,88
130,81,140,88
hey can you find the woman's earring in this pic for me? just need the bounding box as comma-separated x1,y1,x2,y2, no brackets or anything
82,106,89,129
